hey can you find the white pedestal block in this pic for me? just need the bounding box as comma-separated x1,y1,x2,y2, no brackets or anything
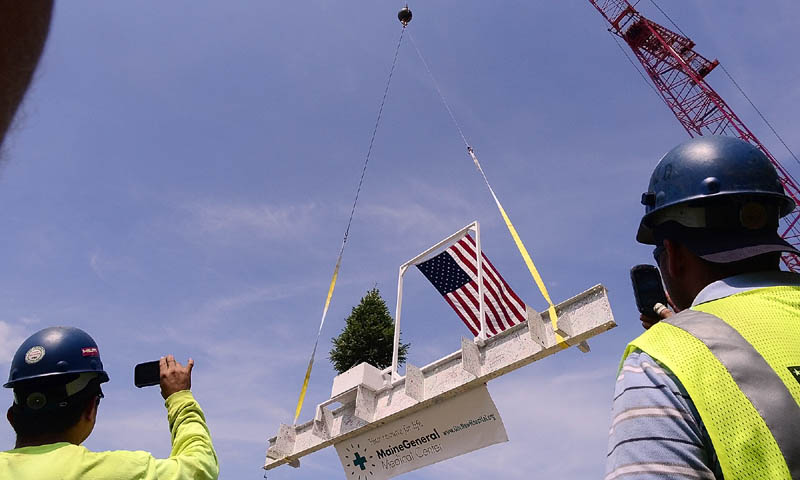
330,362,384,398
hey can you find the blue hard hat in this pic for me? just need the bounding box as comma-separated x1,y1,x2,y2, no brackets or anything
4,326,109,388
637,135,795,245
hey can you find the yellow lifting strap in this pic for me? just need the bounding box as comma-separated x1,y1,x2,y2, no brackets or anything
291,25,408,425
293,254,341,424
408,32,563,344
468,148,564,345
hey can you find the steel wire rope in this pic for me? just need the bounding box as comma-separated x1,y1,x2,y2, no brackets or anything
405,30,563,339
609,32,671,109
718,63,800,171
291,26,407,424
344,26,407,246
645,0,688,37
645,0,800,171
407,31,470,150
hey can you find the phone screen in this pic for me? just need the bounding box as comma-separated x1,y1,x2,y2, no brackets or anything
630,264,668,315
134,360,161,388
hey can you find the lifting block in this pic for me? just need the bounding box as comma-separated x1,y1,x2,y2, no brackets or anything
267,423,296,460
461,337,481,377
405,364,424,402
554,307,575,338
527,306,555,349
312,405,334,439
354,385,377,422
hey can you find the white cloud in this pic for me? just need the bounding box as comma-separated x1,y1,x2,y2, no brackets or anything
88,250,140,281
359,202,459,234
0,319,37,366
196,284,309,320
357,180,497,238
418,367,614,479
89,252,105,280
179,201,319,243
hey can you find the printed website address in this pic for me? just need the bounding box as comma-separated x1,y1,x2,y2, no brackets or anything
442,413,497,436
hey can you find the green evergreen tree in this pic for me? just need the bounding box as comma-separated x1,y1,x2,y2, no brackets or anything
329,288,410,374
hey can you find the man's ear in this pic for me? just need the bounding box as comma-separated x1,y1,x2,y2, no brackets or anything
663,239,684,280
7,406,14,428
84,396,99,423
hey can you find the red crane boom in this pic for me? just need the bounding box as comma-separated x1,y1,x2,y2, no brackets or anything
588,0,800,271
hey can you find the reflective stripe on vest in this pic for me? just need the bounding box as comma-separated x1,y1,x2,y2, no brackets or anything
665,310,800,478
624,284,800,480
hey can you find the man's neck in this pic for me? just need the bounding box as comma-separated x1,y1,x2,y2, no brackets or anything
691,269,799,307
15,432,78,449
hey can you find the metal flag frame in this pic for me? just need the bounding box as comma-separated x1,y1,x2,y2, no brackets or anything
391,221,490,382
392,222,487,376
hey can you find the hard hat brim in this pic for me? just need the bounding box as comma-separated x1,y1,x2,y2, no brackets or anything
639,222,800,264
4,370,109,389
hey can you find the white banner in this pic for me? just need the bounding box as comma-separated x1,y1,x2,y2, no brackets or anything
335,385,507,480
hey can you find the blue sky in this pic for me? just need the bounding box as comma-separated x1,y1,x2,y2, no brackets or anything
1,1,798,479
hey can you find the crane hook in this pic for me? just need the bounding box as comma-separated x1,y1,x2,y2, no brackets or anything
398,5,412,26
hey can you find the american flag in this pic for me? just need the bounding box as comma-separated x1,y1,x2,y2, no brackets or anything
416,233,527,337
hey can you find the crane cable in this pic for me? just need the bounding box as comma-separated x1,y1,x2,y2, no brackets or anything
646,0,800,171
407,31,565,346
292,25,407,425
609,32,670,109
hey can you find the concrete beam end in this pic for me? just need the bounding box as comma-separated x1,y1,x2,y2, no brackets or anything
461,337,481,377
405,363,424,402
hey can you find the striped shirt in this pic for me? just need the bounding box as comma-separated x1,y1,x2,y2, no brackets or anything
606,271,800,479
605,350,721,480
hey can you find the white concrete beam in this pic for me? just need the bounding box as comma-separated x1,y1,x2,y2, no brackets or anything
264,284,615,471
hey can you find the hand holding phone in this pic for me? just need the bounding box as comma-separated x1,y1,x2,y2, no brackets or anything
134,355,194,399
158,355,193,399
630,264,670,329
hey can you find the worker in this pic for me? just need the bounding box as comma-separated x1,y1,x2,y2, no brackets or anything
606,135,800,480
1,326,219,480
0,0,53,151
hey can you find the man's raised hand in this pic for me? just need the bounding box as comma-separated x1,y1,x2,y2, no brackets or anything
159,354,194,400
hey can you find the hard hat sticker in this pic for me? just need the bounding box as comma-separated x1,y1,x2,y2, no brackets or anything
25,346,46,364
81,347,99,357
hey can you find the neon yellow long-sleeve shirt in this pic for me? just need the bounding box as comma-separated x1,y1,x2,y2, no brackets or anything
0,390,219,480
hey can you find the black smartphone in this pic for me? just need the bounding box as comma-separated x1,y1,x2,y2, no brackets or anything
630,264,668,316
134,360,161,388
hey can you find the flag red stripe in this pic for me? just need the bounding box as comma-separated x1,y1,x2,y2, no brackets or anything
460,283,499,336
444,294,479,336
455,239,525,324
452,238,521,329
453,290,482,334
459,238,525,314
480,252,526,311
449,240,478,276
479,254,526,321
447,243,510,330
474,263,519,328
463,280,504,333
450,289,485,335
482,291,509,331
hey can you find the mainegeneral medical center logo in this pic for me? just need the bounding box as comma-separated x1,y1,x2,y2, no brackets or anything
340,442,377,479
338,412,501,479
334,386,508,480
339,427,443,479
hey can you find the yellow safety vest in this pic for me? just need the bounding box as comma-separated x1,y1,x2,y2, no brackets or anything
623,284,800,480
